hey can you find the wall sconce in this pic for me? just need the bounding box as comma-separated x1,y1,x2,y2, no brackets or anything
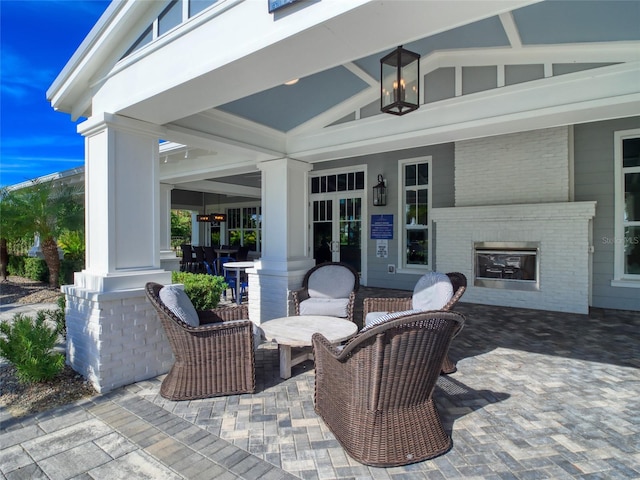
373,174,387,206
380,45,420,116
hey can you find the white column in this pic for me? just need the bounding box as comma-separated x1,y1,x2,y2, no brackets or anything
250,158,315,322
62,113,172,393
160,183,180,271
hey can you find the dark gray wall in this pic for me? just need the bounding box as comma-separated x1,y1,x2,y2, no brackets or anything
574,116,640,311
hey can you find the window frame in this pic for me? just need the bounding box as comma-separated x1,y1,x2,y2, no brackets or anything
397,156,432,273
226,205,262,252
612,128,640,287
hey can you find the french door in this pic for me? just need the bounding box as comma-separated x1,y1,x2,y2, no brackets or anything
310,193,362,272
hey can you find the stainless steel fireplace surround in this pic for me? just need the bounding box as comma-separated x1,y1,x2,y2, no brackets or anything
474,242,539,291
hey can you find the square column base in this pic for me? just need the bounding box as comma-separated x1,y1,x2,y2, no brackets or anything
62,270,174,393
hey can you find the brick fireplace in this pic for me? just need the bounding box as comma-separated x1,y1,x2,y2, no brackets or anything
431,202,596,313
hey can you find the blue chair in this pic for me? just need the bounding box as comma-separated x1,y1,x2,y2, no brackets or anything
202,246,217,275
219,256,248,302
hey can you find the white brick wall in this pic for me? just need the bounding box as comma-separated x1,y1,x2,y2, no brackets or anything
248,268,307,323
63,287,174,393
456,127,570,206
432,202,596,313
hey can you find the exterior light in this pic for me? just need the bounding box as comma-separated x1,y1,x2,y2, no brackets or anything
380,46,420,116
373,174,387,206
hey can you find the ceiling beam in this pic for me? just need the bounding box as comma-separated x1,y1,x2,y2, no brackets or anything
175,180,261,198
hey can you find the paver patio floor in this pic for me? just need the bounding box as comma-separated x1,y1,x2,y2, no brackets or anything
1,290,639,479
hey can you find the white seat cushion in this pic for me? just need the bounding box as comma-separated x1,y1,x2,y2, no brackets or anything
159,285,199,327
412,272,453,311
299,297,350,318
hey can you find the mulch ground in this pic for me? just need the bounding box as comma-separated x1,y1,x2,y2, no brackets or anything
0,276,97,418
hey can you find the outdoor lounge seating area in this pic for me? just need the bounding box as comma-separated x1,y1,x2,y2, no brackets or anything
138,278,640,478
1,291,637,479
117,296,639,478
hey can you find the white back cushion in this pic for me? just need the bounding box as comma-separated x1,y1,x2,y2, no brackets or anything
412,272,453,311
159,285,199,327
307,264,355,299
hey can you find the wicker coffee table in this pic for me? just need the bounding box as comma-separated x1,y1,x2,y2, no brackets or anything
260,315,358,379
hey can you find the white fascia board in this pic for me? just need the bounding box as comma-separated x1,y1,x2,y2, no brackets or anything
48,1,163,120
287,61,640,163
92,0,536,125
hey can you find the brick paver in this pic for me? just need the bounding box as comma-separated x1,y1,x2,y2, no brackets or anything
1,289,639,479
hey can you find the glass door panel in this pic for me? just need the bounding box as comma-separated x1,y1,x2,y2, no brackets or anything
312,199,334,264
339,198,361,272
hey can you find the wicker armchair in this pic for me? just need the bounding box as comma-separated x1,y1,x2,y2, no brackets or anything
291,262,360,322
312,310,465,467
363,272,467,373
145,282,255,400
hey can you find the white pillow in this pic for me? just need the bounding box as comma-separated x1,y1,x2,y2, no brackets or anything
412,272,453,311
159,285,199,327
360,309,423,333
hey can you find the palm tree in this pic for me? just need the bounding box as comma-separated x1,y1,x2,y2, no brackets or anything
0,180,83,288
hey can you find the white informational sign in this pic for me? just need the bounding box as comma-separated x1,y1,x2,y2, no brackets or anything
376,240,388,258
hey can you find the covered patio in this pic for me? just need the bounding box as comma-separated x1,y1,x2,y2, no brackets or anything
44,0,640,393
3,296,637,479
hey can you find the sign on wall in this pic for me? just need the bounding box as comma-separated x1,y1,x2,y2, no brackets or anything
376,240,389,258
371,214,393,239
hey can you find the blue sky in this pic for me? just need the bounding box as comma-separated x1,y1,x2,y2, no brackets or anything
1,0,110,188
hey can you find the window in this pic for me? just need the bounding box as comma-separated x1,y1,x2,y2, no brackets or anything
614,130,640,282
400,157,431,269
227,206,261,252
190,0,218,16
158,1,181,36
311,171,364,193
121,0,223,60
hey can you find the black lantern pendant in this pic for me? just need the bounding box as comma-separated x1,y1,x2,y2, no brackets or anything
373,174,387,206
380,46,420,116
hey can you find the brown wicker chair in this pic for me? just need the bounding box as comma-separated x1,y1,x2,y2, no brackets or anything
312,310,465,467
145,282,255,400
291,262,360,322
362,272,467,373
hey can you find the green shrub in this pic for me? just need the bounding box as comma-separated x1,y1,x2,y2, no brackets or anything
7,255,25,277
24,257,48,282
171,271,227,310
58,230,85,261
0,312,65,383
42,296,66,336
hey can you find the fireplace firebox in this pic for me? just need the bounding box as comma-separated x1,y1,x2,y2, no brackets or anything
474,242,539,291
